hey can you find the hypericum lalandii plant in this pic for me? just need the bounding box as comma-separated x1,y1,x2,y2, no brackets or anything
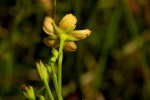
42,13,91,99
22,1,91,100
43,13,91,95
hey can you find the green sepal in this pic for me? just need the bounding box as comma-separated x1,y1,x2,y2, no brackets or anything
47,35,58,40
66,25,76,34
52,23,64,37
66,35,79,41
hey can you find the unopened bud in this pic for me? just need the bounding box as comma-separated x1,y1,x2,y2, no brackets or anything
50,48,58,63
36,61,48,81
22,84,35,100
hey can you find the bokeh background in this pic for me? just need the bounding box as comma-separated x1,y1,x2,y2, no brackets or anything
0,0,150,100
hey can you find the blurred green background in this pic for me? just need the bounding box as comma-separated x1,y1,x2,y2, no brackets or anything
0,0,150,100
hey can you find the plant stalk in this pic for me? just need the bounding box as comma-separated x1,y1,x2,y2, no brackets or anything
43,80,54,100
51,63,63,100
58,39,65,95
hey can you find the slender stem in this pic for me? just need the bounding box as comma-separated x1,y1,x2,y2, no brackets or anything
51,63,63,100
43,80,54,100
52,0,57,20
35,86,45,95
58,39,65,95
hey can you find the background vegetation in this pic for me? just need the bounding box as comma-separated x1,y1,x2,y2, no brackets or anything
0,0,150,99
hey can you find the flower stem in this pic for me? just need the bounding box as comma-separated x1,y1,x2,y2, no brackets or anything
58,39,65,96
52,0,57,20
43,80,54,100
51,63,63,100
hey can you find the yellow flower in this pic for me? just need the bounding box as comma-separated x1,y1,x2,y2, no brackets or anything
43,14,91,52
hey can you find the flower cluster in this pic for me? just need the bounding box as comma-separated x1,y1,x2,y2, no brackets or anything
43,14,91,52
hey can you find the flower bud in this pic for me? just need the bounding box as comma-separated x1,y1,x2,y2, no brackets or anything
22,84,35,100
50,48,59,62
45,64,52,75
36,61,48,81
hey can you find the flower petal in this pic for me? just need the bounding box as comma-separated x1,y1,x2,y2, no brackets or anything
43,16,54,35
59,14,77,31
63,42,77,52
43,37,59,48
71,29,91,40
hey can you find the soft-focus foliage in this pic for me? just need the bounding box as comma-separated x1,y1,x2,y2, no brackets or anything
0,0,150,99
